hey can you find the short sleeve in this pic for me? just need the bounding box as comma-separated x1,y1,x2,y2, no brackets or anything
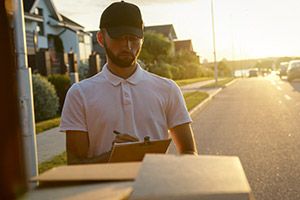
166,81,192,129
59,84,88,132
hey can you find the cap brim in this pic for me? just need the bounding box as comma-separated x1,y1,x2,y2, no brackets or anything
106,26,143,38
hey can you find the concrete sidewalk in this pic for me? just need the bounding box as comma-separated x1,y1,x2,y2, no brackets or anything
36,79,231,163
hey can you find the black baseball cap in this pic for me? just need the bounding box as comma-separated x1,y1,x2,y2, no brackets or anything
99,1,144,38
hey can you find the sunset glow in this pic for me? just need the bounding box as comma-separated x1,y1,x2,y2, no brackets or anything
53,0,300,62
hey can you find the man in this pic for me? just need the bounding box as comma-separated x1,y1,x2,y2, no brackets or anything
60,1,198,165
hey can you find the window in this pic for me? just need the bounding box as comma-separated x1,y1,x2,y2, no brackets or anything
37,22,44,36
78,34,84,43
34,8,43,17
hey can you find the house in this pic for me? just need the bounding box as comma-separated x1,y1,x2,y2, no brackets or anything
144,24,177,41
174,39,199,60
23,0,92,75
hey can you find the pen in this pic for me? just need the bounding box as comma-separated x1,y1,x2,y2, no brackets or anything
113,130,121,135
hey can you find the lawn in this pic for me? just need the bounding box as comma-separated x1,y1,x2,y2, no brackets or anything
200,77,235,88
175,77,213,87
35,117,61,134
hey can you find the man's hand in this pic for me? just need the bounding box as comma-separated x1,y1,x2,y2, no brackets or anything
113,132,139,143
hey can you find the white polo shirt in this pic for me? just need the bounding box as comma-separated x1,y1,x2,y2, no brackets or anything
60,63,192,157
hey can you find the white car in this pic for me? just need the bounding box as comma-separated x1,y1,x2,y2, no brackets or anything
287,60,300,82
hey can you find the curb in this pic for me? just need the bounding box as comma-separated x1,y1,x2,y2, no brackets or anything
189,79,238,118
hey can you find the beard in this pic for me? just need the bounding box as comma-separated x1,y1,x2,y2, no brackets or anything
103,40,141,68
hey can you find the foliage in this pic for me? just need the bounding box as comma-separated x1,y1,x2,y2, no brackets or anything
48,74,71,112
35,117,61,134
218,59,232,77
139,31,213,80
148,62,173,79
78,61,90,80
140,31,173,64
32,74,59,122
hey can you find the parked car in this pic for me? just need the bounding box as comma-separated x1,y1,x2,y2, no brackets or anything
287,60,300,82
279,62,289,79
248,69,258,77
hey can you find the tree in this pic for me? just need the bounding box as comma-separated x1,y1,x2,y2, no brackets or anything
218,59,232,77
139,31,173,65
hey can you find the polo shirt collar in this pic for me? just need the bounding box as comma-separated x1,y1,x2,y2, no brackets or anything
103,63,144,86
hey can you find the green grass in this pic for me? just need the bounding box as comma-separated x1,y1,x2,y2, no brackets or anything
175,77,213,87
38,152,67,174
200,77,235,88
37,91,209,173
35,117,61,134
184,91,209,111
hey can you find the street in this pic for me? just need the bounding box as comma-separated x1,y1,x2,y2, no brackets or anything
192,74,300,200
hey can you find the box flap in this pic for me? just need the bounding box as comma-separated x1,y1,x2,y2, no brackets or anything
32,162,141,182
130,154,252,200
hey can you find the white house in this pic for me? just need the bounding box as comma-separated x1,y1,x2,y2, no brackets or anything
23,0,92,74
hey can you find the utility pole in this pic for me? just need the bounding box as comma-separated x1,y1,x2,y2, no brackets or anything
13,0,38,183
211,0,218,85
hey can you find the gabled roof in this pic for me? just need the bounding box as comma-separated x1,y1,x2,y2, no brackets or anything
60,15,84,29
174,40,194,52
23,0,85,31
145,24,177,40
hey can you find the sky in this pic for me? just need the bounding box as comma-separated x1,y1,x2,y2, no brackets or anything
52,0,300,62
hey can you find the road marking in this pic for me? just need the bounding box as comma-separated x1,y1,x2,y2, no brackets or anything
276,86,282,91
284,94,292,100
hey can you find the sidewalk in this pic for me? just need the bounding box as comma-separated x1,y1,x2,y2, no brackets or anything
36,79,230,163
36,127,65,164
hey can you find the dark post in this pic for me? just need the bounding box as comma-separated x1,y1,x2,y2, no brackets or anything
0,1,27,199
68,53,79,83
88,53,100,77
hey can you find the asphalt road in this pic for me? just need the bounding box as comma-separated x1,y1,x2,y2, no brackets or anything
192,74,300,200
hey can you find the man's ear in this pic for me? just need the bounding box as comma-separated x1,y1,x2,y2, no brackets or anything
97,31,104,47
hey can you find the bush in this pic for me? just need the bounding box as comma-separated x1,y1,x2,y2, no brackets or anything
48,74,71,112
78,62,89,80
148,62,173,79
32,74,59,122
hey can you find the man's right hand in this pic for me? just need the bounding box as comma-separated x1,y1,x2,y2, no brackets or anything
113,133,139,143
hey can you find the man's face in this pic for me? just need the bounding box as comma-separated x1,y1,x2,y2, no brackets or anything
102,30,143,68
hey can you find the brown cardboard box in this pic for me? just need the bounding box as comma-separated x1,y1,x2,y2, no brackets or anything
130,154,254,200
31,162,141,182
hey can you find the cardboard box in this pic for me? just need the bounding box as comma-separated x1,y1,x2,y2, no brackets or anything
130,154,254,200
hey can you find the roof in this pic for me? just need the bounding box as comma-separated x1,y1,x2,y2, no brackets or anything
174,40,194,52
23,0,85,31
60,15,84,29
145,24,177,40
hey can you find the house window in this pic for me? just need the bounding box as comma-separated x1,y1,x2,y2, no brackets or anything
78,35,84,43
36,22,44,36
35,8,43,17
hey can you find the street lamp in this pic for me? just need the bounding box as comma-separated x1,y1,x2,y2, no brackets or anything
211,0,218,85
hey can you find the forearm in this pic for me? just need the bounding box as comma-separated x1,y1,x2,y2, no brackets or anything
170,123,198,155
67,151,111,165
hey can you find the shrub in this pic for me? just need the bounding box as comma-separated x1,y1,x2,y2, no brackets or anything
32,74,59,122
149,62,173,79
48,74,71,112
78,61,89,80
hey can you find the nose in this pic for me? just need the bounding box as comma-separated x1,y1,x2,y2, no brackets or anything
126,40,132,50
